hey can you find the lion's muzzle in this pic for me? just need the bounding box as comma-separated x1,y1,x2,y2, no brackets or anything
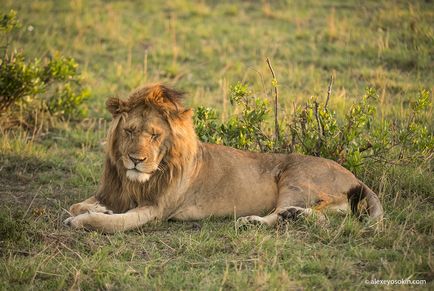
128,154,147,165
122,153,157,183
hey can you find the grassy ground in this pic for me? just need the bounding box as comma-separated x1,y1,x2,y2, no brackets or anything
0,0,433,290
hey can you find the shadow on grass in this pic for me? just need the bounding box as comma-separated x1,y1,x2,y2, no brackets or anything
0,153,59,183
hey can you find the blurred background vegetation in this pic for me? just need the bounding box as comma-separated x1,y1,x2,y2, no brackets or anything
2,0,433,114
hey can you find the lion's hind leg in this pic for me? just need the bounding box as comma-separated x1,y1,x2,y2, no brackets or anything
236,186,325,229
235,206,327,230
236,213,279,229
275,183,348,226
277,206,326,224
236,183,349,229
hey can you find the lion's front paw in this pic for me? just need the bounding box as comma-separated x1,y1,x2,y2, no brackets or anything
92,204,113,215
69,203,113,216
63,216,79,228
63,215,85,229
64,212,95,230
236,215,265,230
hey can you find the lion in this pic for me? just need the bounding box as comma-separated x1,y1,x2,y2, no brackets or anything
64,84,383,233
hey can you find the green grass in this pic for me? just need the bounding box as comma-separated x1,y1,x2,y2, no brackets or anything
3,0,433,114
0,0,433,289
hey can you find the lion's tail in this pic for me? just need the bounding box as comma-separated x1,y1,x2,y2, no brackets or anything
349,181,383,221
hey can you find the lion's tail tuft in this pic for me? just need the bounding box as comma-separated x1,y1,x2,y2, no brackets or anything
348,182,383,221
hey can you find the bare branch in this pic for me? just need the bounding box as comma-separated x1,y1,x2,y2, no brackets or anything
313,100,323,156
266,57,280,143
324,74,334,110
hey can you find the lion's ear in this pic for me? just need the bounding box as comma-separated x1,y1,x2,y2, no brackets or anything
106,97,127,116
147,84,184,112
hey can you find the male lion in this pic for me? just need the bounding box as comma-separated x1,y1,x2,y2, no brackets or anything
64,84,383,233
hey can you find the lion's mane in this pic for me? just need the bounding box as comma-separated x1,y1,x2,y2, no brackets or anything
95,85,198,213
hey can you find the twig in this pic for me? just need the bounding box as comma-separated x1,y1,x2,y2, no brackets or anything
313,101,323,156
293,129,309,153
266,58,280,143
254,132,265,152
289,102,297,153
324,74,334,110
59,242,83,261
30,245,60,286
247,66,267,98
22,186,42,219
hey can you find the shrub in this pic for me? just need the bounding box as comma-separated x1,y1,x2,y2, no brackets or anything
290,88,433,173
194,82,276,152
0,10,89,128
194,80,433,174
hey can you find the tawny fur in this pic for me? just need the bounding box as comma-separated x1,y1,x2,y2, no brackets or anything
64,84,383,233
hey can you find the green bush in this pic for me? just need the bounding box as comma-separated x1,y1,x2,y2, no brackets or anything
194,81,433,174
194,82,276,152
290,88,433,172
0,10,89,126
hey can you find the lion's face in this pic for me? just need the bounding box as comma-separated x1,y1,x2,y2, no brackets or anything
117,106,171,183
105,84,196,186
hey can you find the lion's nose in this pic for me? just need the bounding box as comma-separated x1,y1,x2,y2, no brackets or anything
129,154,146,165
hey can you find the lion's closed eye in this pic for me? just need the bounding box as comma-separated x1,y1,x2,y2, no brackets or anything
151,133,160,141
124,128,134,138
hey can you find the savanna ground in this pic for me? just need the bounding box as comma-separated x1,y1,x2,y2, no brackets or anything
0,0,433,289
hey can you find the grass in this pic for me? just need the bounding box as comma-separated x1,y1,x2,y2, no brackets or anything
3,0,433,114
0,0,433,289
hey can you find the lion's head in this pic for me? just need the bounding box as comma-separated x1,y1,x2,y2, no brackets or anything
96,84,198,212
